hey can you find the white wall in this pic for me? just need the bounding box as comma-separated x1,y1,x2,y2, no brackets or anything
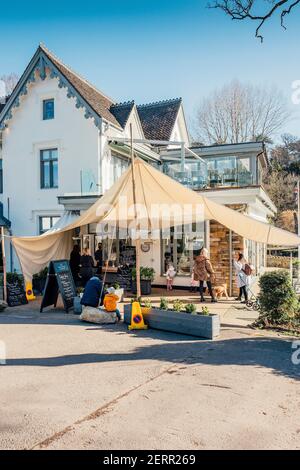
1,71,100,270
169,105,190,147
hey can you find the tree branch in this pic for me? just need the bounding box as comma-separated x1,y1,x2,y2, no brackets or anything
208,0,300,41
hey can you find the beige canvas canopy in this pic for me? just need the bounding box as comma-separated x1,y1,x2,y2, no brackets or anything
12,158,300,281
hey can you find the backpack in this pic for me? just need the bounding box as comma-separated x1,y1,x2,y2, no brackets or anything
242,263,252,276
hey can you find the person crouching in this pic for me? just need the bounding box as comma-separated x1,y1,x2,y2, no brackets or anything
103,287,121,322
80,276,105,308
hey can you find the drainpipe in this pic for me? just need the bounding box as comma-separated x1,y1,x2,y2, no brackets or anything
180,143,185,173
98,119,104,195
7,197,13,272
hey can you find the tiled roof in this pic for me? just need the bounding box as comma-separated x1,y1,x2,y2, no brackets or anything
40,45,122,129
137,98,182,141
110,101,135,128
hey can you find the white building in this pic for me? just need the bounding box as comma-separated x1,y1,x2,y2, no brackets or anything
0,45,276,294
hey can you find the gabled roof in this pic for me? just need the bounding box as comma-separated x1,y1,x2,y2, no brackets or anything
137,98,182,141
110,101,135,128
0,44,122,130
0,45,184,140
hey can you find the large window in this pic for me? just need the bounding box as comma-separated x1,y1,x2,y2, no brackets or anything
43,99,54,120
39,216,60,235
40,149,58,189
162,223,205,276
109,153,129,187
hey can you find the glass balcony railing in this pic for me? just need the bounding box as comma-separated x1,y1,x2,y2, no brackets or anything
162,161,255,190
80,169,99,195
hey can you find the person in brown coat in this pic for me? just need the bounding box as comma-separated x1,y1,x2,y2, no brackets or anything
193,248,217,303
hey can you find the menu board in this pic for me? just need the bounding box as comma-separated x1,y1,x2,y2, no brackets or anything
119,246,136,267
7,281,28,307
40,260,76,313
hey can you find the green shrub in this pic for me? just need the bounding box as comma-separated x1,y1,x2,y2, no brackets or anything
173,299,184,312
258,270,299,325
201,306,210,316
159,297,169,310
33,267,48,280
143,298,152,308
6,272,24,285
132,267,155,282
185,303,197,314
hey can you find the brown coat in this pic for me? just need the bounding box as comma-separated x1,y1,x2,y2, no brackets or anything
193,255,215,282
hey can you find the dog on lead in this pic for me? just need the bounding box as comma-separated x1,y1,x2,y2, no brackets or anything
213,283,229,300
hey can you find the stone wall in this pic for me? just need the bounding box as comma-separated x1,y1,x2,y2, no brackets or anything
209,205,245,296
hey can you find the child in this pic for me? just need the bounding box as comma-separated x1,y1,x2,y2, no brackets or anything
166,263,176,291
190,268,199,293
103,287,121,322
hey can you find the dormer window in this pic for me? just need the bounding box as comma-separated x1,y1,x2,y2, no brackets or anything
43,99,54,120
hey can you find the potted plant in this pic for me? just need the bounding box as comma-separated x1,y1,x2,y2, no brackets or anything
32,267,48,295
131,267,155,295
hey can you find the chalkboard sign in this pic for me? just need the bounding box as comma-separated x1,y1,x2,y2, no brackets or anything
119,246,136,267
40,260,76,313
7,281,28,307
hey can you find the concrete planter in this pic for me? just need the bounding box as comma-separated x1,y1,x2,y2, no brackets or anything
124,304,220,340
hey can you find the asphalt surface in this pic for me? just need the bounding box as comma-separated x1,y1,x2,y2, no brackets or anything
0,299,299,450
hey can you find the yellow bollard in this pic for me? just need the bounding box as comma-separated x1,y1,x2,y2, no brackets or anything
128,301,148,330
26,282,36,301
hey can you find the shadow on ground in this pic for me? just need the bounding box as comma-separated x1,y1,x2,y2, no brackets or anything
6,336,299,380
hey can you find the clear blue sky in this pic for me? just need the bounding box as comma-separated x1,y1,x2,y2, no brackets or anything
1,0,300,139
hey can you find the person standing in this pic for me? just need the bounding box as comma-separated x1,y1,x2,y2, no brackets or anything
94,242,103,274
69,244,81,284
79,248,95,287
165,263,176,291
194,248,217,303
233,253,249,303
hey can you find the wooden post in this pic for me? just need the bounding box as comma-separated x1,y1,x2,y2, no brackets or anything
130,124,141,298
229,229,233,297
1,226,7,303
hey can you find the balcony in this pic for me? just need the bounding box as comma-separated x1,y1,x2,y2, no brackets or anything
162,156,256,190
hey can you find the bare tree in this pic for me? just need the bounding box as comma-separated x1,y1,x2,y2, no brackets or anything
209,0,300,41
0,73,19,96
194,80,290,144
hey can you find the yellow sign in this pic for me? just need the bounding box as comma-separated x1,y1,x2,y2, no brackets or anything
128,302,148,330
26,282,36,301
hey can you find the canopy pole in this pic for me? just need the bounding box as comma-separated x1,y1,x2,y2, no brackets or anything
229,229,233,297
297,179,300,281
1,226,7,303
130,124,141,298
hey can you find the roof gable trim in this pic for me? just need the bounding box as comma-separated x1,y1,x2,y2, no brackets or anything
0,48,104,129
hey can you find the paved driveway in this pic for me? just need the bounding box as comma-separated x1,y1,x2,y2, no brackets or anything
0,300,299,450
